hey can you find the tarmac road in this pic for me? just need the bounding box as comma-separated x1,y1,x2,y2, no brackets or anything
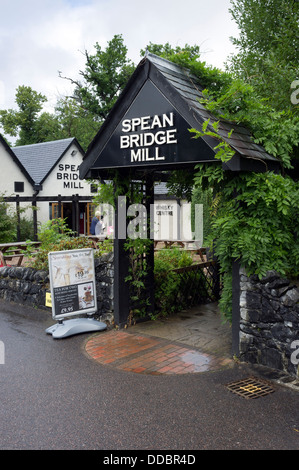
0,299,298,451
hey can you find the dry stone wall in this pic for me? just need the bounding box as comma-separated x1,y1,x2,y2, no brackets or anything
0,253,114,323
239,268,299,378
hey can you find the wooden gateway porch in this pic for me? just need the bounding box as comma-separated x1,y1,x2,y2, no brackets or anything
79,53,280,355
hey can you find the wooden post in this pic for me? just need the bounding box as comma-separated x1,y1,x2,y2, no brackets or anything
74,194,80,236
113,194,130,327
145,173,155,317
57,194,62,219
32,194,38,241
16,195,21,242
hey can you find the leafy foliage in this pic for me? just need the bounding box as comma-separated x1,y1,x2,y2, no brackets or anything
27,218,113,271
194,166,299,319
124,237,153,321
37,218,74,251
154,248,193,318
0,86,62,145
146,32,299,320
0,35,135,149
197,80,299,170
13,216,35,242
61,34,135,122
54,97,100,151
228,0,299,112
0,198,16,243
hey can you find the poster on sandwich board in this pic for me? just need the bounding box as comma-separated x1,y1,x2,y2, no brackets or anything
48,248,97,320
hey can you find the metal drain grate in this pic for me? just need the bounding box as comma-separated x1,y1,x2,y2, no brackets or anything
225,376,275,399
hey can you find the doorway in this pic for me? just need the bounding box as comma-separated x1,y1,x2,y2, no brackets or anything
51,201,93,235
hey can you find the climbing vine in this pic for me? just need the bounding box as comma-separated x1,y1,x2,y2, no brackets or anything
91,170,154,322
90,50,299,323
193,163,299,319
166,67,299,321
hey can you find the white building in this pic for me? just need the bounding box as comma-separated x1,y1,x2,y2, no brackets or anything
0,134,193,240
1,135,94,235
153,182,193,240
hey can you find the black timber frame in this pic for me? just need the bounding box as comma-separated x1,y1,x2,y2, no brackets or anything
3,194,93,241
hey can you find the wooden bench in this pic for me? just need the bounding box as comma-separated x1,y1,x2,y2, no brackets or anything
0,241,41,267
1,253,24,266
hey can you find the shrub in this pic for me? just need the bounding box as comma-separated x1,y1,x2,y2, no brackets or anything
29,236,113,272
37,218,74,250
0,198,16,242
25,218,113,272
154,248,193,318
12,216,35,242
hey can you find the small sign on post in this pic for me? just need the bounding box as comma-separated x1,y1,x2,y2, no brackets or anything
46,248,106,339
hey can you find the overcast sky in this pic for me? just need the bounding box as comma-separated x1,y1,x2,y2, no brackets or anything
0,0,239,114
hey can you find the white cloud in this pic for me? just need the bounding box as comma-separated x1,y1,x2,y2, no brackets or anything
0,81,6,108
0,0,239,113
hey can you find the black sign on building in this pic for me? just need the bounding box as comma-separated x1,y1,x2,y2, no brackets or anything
79,53,279,352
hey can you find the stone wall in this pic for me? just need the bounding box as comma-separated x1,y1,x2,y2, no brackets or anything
0,266,49,307
0,252,114,323
94,252,114,324
239,268,299,377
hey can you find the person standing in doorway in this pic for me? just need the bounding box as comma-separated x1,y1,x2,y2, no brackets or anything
95,215,103,236
90,211,101,235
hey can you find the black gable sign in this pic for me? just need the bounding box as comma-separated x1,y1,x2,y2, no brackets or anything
87,80,215,171
80,53,279,179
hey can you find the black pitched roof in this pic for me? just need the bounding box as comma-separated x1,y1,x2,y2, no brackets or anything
148,54,277,164
79,53,280,180
12,137,83,186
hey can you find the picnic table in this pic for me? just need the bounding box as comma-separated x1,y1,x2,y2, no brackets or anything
0,241,41,267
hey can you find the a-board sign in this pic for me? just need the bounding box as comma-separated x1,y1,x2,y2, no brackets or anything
48,248,97,320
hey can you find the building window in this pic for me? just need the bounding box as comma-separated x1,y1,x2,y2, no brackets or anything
90,183,98,193
14,182,24,193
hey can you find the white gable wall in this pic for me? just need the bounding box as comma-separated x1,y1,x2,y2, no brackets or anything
0,140,34,221
0,140,33,196
41,143,91,197
36,142,92,226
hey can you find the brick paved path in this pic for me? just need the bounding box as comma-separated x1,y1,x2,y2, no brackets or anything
85,330,233,375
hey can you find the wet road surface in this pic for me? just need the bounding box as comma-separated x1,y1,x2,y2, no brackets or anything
0,299,298,451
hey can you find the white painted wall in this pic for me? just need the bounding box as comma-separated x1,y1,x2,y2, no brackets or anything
0,140,33,196
41,143,91,197
1,138,195,240
153,200,193,240
36,143,92,226
0,140,34,220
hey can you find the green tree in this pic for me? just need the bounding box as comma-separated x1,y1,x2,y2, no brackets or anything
60,34,135,121
0,197,16,243
54,97,100,151
141,42,201,61
0,85,61,145
228,0,299,113
141,41,232,93
146,39,299,320
0,86,99,150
